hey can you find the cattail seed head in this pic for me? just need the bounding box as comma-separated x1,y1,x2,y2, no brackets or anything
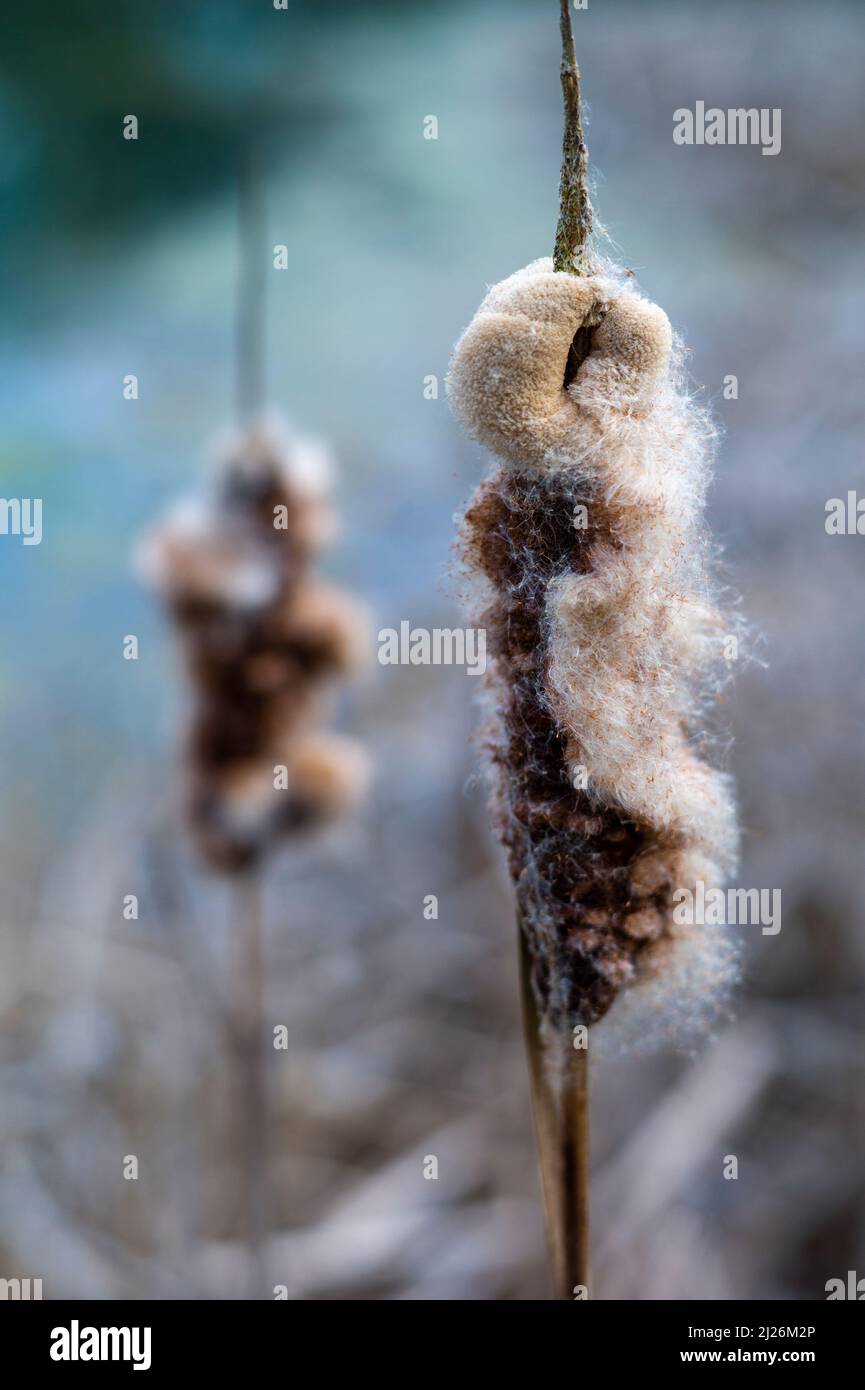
449,259,740,1031
137,417,369,873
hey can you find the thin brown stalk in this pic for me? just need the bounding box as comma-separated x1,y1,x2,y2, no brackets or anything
236,146,267,425
519,926,589,1299
553,0,592,274
560,1029,590,1295
554,0,599,382
229,871,268,1298
515,1,595,1300
231,150,269,1297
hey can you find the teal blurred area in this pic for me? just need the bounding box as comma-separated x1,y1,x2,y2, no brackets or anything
1,0,864,1300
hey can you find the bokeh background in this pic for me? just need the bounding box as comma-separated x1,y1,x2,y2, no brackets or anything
1,0,864,1300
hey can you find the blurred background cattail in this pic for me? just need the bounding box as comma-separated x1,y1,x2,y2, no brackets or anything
137,419,369,873
133,153,371,1294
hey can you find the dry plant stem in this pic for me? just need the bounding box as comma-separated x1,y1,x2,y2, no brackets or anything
236,147,267,424
519,926,589,1299
518,0,594,1301
231,151,268,1298
554,0,595,378
560,1028,590,1296
229,872,268,1298
554,0,592,274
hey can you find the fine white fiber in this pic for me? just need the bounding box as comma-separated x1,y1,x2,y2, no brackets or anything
449,258,741,1034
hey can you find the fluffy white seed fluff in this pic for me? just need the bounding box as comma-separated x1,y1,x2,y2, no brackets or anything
449,258,741,1036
